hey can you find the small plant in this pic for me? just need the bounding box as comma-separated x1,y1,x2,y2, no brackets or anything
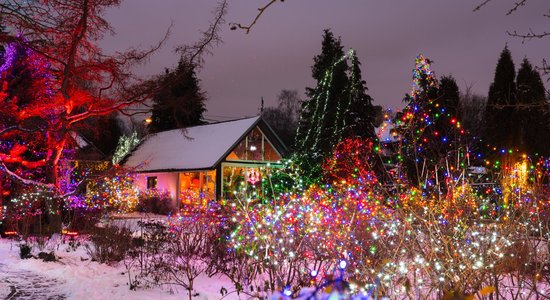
37,251,57,262
165,213,217,300
19,243,32,259
137,189,174,215
86,225,133,264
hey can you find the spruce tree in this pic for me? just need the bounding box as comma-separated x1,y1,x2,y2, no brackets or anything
296,29,349,154
434,75,462,152
149,59,206,133
394,55,439,187
294,30,381,183
294,29,349,181
342,50,376,139
484,46,517,150
394,55,464,191
516,58,549,156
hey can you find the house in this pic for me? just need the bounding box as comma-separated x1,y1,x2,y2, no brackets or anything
123,116,286,207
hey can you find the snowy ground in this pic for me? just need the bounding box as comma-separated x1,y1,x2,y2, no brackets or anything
0,237,242,300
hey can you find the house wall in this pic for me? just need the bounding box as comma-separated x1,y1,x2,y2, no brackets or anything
135,172,179,207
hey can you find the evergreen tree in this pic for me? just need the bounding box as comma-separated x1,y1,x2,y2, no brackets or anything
296,29,349,153
437,76,460,121
394,55,464,192
294,29,349,181
433,75,462,153
516,58,549,156
148,59,207,133
294,30,381,182
484,46,517,150
394,55,439,187
341,50,376,139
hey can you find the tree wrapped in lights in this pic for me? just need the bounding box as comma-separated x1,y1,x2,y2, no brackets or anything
4,184,55,236
341,50,377,140
1,0,164,230
394,55,465,194
294,30,378,183
323,137,379,189
112,131,140,165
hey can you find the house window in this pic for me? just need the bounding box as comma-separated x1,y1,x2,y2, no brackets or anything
147,176,157,189
226,127,281,162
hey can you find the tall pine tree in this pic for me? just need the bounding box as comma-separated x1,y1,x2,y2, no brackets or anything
394,56,464,193
483,46,517,151
294,29,349,181
342,50,376,139
296,29,349,153
294,30,379,183
516,58,549,156
434,75,462,153
148,59,207,133
394,55,440,188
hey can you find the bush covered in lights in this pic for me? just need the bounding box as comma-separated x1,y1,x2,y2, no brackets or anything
222,155,549,299
85,174,139,213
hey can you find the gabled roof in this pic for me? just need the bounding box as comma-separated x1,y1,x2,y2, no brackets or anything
123,116,285,172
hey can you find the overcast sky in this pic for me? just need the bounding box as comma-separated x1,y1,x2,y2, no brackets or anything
100,0,549,121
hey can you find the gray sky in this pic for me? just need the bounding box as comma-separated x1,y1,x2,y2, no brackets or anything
101,0,549,121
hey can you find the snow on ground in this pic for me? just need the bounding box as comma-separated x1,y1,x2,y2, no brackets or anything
0,237,241,300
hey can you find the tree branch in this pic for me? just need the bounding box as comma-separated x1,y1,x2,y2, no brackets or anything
176,0,227,67
473,0,492,12
229,0,279,34
0,162,55,189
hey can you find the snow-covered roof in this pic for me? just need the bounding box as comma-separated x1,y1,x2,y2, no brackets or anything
376,121,399,143
123,116,261,172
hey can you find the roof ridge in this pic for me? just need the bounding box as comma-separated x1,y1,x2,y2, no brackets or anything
151,115,261,135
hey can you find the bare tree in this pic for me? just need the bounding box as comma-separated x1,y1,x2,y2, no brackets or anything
474,0,550,79
0,0,166,191
0,0,229,231
460,85,487,140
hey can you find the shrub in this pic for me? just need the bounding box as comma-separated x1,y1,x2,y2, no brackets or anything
86,225,133,264
19,243,32,259
124,220,172,290
65,208,103,234
137,189,174,215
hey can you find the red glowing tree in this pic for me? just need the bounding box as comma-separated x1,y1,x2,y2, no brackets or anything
1,0,230,231
1,0,163,189
0,0,168,231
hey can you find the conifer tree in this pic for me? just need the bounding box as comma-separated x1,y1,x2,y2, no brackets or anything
516,58,549,156
294,30,382,183
394,55,440,188
434,75,462,153
149,59,207,133
341,50,376,139
296,29,349,153
484,46,517,150
394,56,464,192
294,29,349,181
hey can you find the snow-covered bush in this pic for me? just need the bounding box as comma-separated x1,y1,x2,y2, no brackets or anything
86,225,133,263
124,220,172,290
